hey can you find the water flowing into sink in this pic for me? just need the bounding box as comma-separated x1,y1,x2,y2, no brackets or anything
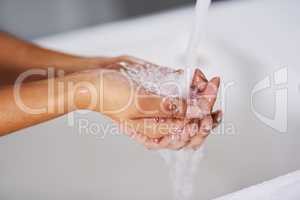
122,1,211,199
160,1,212,200
186,0,212,68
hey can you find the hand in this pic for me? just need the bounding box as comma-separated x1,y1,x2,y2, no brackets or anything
70,68,187,139
184,69,221,149
134,110,222,150
70,65,221,150
127,69,222,150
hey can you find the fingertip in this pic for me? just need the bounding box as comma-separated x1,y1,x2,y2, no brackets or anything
158,135,172,148
145,139,160,150
169,141,188,151
210,76,221,88
186,135,205,149
195,69,207,81
191,69,208,92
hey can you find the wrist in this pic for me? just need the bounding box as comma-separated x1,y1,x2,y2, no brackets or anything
62,70,103,111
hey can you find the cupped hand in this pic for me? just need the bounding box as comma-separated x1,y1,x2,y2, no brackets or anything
72,61,221,151
71,67,187,139
135,110,222,150
126,68,222,150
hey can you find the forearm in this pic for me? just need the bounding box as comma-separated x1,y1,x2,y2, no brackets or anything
0,32,123,85
0,72,91,137
0,32,84,71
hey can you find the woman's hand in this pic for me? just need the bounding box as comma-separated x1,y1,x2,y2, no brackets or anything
71,68,187,139
0,61,184,137
0,31,220,143
133,110,222,150
126,69,222,150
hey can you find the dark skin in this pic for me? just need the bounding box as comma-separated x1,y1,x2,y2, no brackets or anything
0,32,222,150
0,32,146,85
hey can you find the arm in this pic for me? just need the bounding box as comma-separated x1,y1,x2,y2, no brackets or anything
0,73,87,136
0,32,146,84
0,69,184,138
0,67,221,150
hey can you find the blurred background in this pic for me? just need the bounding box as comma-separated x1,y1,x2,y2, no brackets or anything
0,0,227,39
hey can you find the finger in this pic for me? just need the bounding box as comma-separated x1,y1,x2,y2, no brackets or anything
186,96,210,119
186,69,210,119
185,116,213,150
144,138,162,150
212,110,223,129
167,140,188,150
157,135,172,148
156,134,187,150
155,120,192,150
155,127,187,149
180,128,191,142
127,118,185,139
191,69,208,93
185,134,206,150
187,76,220,119
202,76,220,96
199,115,213,134
183,121,198,138
201,76,220,111
128,133,160,150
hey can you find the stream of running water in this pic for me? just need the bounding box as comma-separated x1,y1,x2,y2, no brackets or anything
122,1,211,199
122,63,205,200
161,1,212,199
186,0,212,68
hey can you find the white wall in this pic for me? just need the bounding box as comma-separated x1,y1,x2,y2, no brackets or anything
0,0,125,39
0,0,197,39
